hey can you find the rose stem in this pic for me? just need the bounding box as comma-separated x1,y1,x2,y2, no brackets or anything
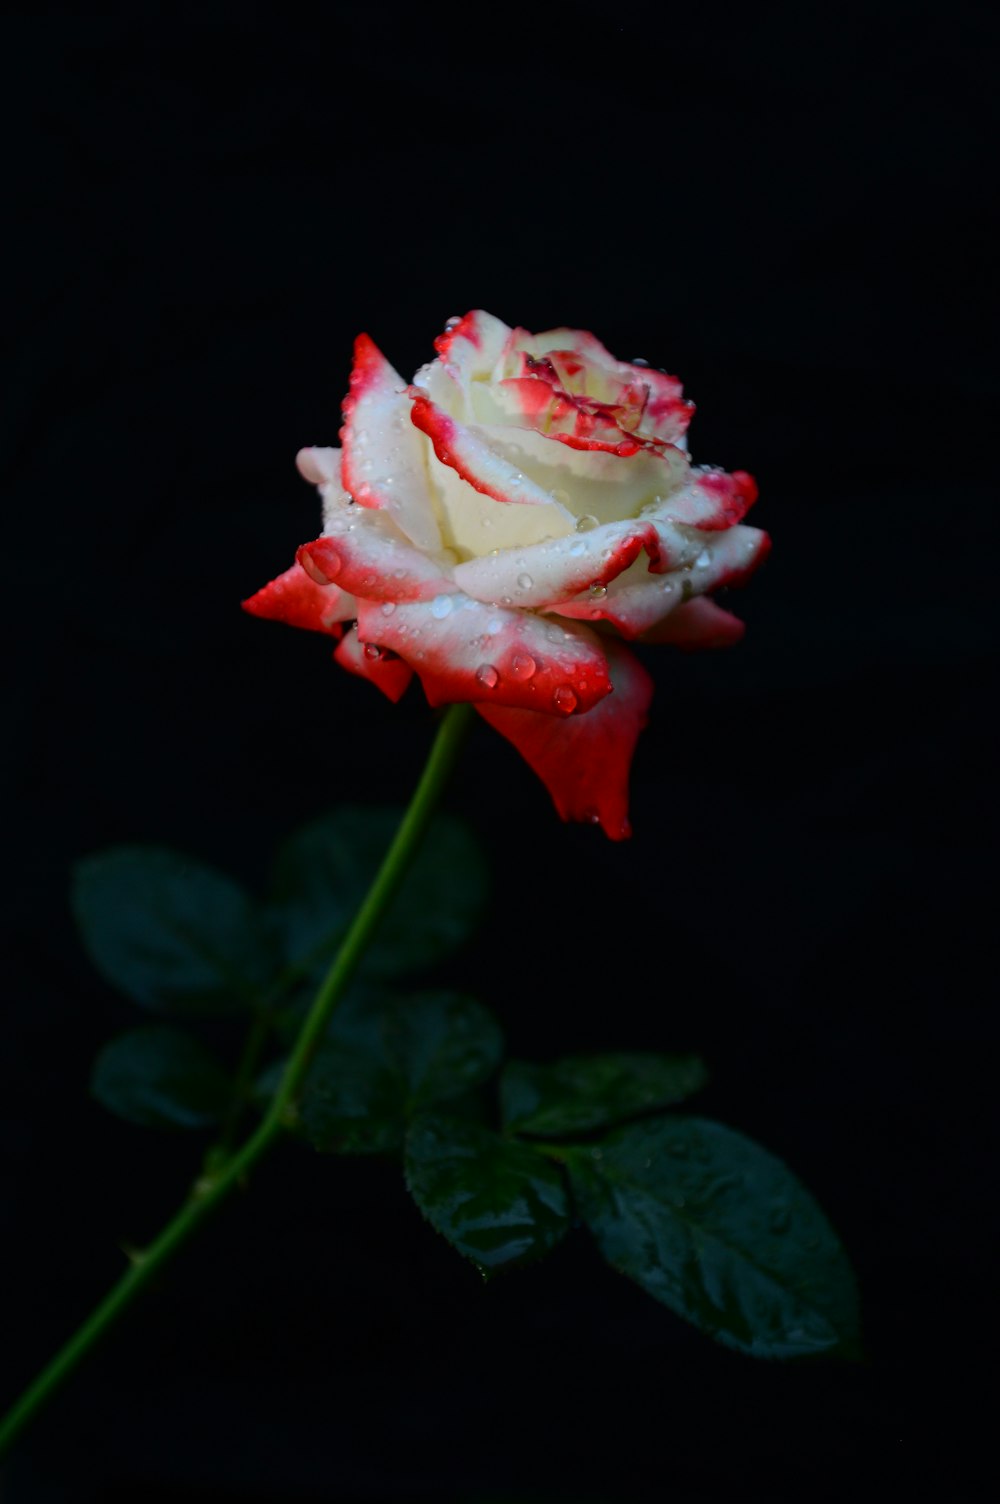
0,700,475,1458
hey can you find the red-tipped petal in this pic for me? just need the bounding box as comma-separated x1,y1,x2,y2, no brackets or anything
296,486,454,603
642,596,747,649
339,333,442,552
665,468,759,531
476,638,653,840
549,524,770,639
241,560,357,636
432,309,512,380
410,394,561,508
334,624,414,702
451,518,662,609
354,595,611,715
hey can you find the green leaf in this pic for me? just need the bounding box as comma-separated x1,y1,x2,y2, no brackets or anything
72,846,278,1015
90,1026,233,1129
297,987,504,1154
268,805,489,982
405,1114,570,1274
501,1051,708,1137
567,1116,861,1360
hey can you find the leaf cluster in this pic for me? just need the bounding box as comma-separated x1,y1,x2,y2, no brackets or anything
73,806,861,1361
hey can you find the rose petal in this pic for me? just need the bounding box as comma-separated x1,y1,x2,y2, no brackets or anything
297,485,455,603
354,594,611,715
469,422,690,527
451,518,663,609
432,309,513,382
476,638,653,840
642,596,747,649
295,445,342,484
548,525,770,638
241,560,357,636
656,467,759,531
339,333,442,552
504,327,694,446
334,624,414,702
410,394,564,509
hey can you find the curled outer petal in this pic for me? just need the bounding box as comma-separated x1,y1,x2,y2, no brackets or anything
451,518,663,609
296,489,454,604
241,560,357,636
643,596,747,649
339,333,442,552
334,624,414,702
549,525,770,639
410,394,562,509
476,638,654,840
354,595,612,715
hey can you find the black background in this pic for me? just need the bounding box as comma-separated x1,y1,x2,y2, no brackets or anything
3,2,997,1500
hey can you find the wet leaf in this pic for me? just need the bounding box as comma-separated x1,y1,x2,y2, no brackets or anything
268,805,489,982
90,1026,233,1129
72,846,277,1015
501,1052,707,1137
568,1115,861,1360
405,1114,570,1273
296,987,503,1154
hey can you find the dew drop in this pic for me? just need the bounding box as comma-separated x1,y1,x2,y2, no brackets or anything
362,574,376,588
588,583,608,598
380,601,396,617
363,642,382,660
575,513,599,533
510,653,536,681
695,549,711,569
430,593,454,619
485,616,503,636
516,572,534,590
569,540,587,557
476,664,499,689
553,684,577,713
632,356,650,367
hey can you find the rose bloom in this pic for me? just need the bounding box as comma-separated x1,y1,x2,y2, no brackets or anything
244,310,769,838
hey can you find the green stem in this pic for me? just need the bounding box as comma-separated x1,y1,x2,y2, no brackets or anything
0,702,474,1459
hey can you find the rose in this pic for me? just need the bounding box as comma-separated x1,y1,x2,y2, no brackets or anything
244,310,770,838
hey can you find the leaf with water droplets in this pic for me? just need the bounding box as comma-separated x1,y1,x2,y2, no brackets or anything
500,1051,707,1138
567,1116,861,1360
404,1114,570,1274
72,846,279,1015
268,804,490,983
90,1027,233,1129
296,987,504,1155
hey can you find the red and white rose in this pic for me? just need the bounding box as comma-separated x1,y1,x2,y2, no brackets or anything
244,310,769,838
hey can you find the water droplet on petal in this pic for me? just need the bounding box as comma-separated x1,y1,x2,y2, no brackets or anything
510,653,536,681
380,601,397,617
695,549,711,569
588,583,608,598
575,514,599,533
569,540,587,556
430,593,454,619
476,664,499,689
363,642,382,660
516,572,533,590
553,685,577,713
